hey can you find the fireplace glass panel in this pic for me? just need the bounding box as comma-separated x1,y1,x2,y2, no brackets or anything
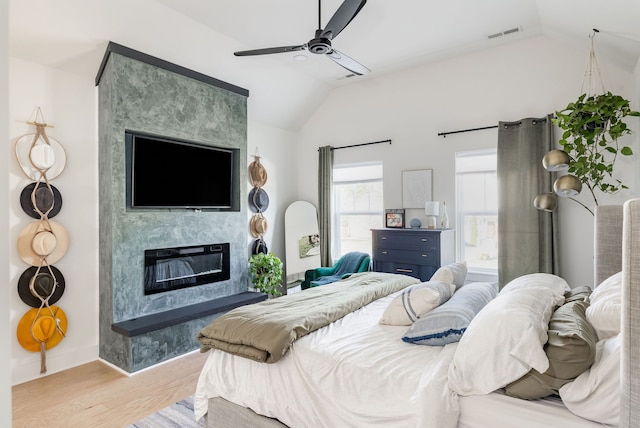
144,243,230,295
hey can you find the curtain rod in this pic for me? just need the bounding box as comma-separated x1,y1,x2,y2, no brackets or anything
438,117,547,138
320,139,392,151
437,125,498,138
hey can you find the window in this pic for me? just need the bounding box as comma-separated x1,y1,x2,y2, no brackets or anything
455,150,497,273
332,163,383,258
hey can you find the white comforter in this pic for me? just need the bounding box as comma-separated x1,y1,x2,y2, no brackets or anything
194,290,460,427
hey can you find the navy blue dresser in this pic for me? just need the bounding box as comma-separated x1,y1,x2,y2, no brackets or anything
372,228,455,281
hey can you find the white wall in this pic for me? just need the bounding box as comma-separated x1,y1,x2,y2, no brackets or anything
9,58,99,385
295,36,638,289
1,0,12,423
247,121,299,275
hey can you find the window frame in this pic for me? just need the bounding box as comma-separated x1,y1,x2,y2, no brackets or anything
455,149,498,278
332,162,384,259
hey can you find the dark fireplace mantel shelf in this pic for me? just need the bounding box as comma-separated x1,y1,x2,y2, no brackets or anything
111,291,267,337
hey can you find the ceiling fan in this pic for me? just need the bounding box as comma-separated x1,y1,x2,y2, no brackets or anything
234,0,370,76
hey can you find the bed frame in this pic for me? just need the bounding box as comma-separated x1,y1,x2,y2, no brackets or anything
206,199,640,428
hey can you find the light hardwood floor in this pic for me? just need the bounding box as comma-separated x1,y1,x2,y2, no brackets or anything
12,351,209,428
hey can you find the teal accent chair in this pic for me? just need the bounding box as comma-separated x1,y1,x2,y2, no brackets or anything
301,252,371,290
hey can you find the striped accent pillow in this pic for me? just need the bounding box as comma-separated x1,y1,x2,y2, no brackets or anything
379,281,455,326
402,281,498,345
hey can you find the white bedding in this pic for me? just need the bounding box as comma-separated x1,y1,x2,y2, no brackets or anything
195,287,603,428
195,291,460,427
458,392,607,428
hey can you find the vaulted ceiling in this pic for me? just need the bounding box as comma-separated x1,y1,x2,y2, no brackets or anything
9,0,640,131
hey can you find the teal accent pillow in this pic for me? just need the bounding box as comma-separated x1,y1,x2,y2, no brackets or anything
402,281,498,345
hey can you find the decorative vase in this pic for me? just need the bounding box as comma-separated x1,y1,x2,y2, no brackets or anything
441,201,449,229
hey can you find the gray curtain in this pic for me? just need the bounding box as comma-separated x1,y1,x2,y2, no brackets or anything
318,146,334,266
497,115,559,287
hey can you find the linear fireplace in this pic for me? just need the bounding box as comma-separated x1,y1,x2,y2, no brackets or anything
143,243,230,295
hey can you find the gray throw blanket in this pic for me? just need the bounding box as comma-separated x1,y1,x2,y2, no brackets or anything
197,272,419,363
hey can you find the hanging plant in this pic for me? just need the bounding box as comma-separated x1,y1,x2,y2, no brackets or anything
248,252,283,297
552,91,639,205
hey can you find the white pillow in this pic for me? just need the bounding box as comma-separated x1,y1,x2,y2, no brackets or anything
379,281,455,326
586,272,622,340
448,286,564,395
500,273,570,296
559,334,621,426
431,261,467,290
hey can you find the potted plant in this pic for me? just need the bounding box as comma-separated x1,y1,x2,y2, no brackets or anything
552,91,640,207
248,252,284,297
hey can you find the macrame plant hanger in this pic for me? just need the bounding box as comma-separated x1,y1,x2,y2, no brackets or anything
580,29,606,97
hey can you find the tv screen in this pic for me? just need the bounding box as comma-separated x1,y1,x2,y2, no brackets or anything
127,132,235,209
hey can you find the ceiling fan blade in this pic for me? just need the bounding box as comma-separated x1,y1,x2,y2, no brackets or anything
321,0,367,40
234,45,306,56
326,49,370,75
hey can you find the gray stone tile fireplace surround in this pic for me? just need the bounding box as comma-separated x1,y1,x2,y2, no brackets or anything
97,42,262,373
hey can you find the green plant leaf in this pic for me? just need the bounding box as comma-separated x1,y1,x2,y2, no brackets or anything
552,92,639,199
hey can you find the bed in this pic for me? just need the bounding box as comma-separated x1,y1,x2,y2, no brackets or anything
194,199,640,428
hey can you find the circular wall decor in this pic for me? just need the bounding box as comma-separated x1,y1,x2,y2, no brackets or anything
15,133,67,180
251,238,268,255
16,305,68,352
248,158,268,187
17,220,69,266
249,187,269,212
250,214,268,238
20,182,63,219
17,265,65,308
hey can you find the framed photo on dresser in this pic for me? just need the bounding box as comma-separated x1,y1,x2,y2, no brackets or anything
385,209,405,228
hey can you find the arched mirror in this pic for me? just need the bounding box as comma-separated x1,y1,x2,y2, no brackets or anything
284,201,320,291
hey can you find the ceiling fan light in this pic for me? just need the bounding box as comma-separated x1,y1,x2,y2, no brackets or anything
542,150,571,171
553,175,582,197
534,192,557,212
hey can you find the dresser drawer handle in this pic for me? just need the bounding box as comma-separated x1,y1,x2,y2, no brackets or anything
421,238,427,242
396,268,413,273
381,236,387,240
421,254,429,258
381,251,388,255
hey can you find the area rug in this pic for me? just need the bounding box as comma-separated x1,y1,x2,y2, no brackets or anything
126,395,205,427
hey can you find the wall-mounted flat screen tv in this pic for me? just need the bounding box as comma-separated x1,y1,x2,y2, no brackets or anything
126,131,236,209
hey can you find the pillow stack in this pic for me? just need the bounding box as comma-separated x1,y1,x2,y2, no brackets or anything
380,261,476,335
504,286,597,399
448,274,567,396
394,261,501,346
402,281,497,345
558,272,623,426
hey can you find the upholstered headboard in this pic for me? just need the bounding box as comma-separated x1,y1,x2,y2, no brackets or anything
594,205,624,287
592,202,639,428
621,199,640,428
